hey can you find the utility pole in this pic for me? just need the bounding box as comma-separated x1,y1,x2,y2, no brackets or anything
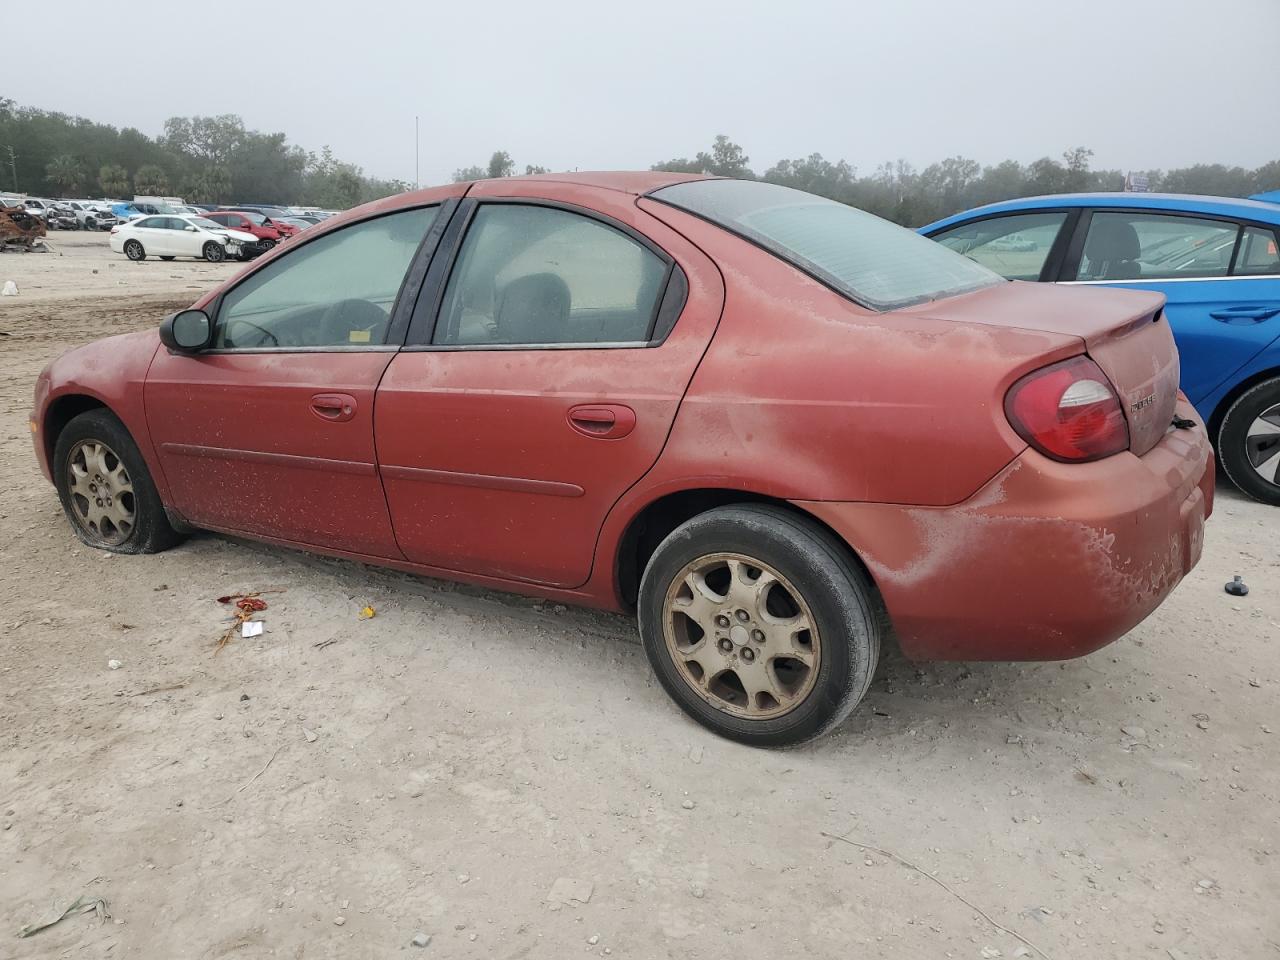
414,115,419,190
4,145,17,192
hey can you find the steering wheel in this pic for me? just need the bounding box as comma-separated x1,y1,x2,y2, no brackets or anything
227,320,279,348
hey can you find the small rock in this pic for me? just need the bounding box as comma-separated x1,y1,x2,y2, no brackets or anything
689,744,704,764
1249,678,1261,688
333,916,345,926
587,935,600,945
681,799,696,810
1121,725,1146,739
302,727,318,743
1196,721,1209,731
1196,878,1214,889
552,604,567,614
457,873,471,885
553,753,567,761
341,899,349,909
408,786,424,798
107,659,122,670
411,932,431,948
240,694,250,701
980,947,1002,959
690,882,706,899
547,876,593,904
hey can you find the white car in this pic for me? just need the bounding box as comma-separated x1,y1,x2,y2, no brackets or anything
109,215,257,263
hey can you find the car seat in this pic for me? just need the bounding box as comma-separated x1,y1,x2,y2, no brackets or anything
496,273,570,344
1083,219,1142,280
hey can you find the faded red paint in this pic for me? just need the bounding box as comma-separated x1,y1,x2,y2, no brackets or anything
30,171,1214,661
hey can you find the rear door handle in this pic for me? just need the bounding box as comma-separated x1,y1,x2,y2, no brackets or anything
310,393,357,422
1209,305,1280,324
567,404,636,440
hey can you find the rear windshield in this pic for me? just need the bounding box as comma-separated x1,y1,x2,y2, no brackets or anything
652,179,1002,311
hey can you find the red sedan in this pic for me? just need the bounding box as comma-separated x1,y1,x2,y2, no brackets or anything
202,210,294,257
30,173,1213,746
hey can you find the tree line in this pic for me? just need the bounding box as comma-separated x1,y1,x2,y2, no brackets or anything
458,136,1280,227
6,98,1279,224
0,100,409,209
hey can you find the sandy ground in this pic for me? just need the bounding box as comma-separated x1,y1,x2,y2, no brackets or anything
1,233,1277,960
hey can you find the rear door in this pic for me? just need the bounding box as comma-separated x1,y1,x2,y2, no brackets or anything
374,182,724,588
1060,210,1280,404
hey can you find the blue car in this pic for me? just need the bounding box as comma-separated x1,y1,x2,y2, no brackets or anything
921,193,1280,505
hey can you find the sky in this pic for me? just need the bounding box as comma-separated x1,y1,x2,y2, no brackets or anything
9,0,1280,186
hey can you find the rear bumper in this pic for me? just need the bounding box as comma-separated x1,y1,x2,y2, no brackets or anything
798,397,1214,661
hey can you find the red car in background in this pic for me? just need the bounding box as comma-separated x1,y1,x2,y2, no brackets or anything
29,173,1213,746
202,210,294,258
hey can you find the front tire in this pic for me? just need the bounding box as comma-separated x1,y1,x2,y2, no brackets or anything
53,410,181,554
203,241,226,263
638,504,882,746
1218,376,1280,506
124,239,145,261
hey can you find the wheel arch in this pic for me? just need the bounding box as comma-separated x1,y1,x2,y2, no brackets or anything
1207,364,1280,442
612,487,884,613
43,393,113,466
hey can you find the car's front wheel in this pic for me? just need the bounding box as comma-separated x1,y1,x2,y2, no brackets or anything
203,241,226,263
123,240,145,261
638,504,882,746
1219,376,1280,506
53,410,181,554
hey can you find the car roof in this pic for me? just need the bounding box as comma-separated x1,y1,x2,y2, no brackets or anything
921,192,1280,233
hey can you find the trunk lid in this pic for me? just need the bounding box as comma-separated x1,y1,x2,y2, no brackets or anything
903,281,1178,457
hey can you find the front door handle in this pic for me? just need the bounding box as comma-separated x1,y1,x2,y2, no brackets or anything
567,404,636,440
1209,306,1280,324
310,393,357,422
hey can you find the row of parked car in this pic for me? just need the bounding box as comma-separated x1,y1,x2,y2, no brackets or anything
0,193,342,263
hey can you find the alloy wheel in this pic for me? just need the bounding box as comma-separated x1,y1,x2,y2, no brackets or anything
66,439,135,546
662,553,820,720
1246,401,1280,485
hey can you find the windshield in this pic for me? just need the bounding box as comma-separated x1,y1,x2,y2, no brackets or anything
652,179,1002,311
190,217,222,231
238,211,267,225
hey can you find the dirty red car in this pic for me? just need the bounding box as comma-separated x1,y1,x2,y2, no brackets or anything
201,210,291,257
30,174,1213,746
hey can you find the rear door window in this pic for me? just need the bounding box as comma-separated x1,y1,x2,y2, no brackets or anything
1233,225,1280,276
1076,212,1237,281
432,204,669,346
930,212,1069,281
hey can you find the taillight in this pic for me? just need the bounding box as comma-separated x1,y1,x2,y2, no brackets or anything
1004,355,1129,462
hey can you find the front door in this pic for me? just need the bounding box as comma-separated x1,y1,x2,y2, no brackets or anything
375,186,723,587
145,199,455,555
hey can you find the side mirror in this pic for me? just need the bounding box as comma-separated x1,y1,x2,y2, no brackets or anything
159,309,213,353
185,225,197,232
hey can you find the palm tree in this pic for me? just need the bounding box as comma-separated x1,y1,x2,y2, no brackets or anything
45,154,83,196
98,164,130,198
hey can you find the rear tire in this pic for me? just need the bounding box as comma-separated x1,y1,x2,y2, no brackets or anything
203,241,226,263
1218,376,1280,506
53,409,181,554
638,504,882,747
124,240,145,261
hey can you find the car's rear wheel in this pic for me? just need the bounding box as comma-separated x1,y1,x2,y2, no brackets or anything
638,504,882,746
123,240,145,261
53,410,181,554
203,241,226,263
1218,376,1280,506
